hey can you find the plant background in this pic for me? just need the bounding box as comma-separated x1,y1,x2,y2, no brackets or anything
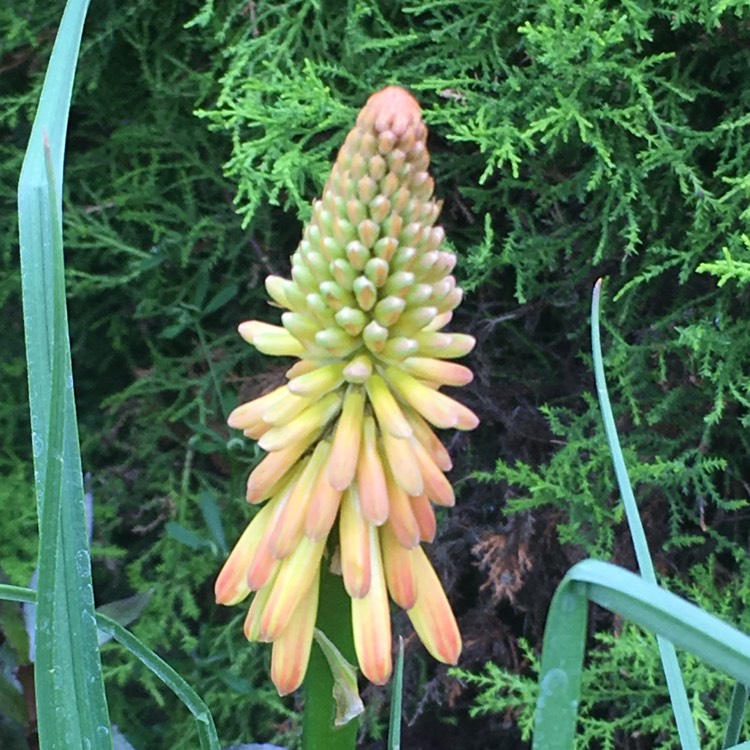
3,1,750,748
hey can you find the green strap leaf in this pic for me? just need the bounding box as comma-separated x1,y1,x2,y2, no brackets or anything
533,560,750,749
17,1,112,747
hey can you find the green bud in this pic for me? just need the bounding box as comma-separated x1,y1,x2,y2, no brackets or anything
373,237,397,262
306,293,336,325
346,199,367,226
413,250,439,278
357,219,379,249
391,186,410,214
321,236,343,262
401,222,424,244
393,305,438,334
426,226,445,251
303,250,333,283
265,275,290,308
381,336,419,361
387,149,406,175
415,331,475,359
380,172,399,198
391,246,417,271
377,129,397,154
333,216,356,246
357,175,377,204
343,353,374,383
369,154,387,180
434,286,464,313
331,259,358,290
369,195,391,224
349,152,367,180
410,141,429,171
373,296,406,327
360,131,378,157
405,283,432,306
282,279,308,313
430,251,457,280
362,320,389,353
384,270,415,297
282,312,321,344
306,222,322,249
334,306,368,337
364,257,389,288
345,240,370,270
320,280,355,311
352,276,377,311
382,214,403,239
315,327,358,357
291,263,317,293
430,276,456,303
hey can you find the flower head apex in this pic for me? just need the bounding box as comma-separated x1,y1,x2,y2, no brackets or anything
216,85,478,696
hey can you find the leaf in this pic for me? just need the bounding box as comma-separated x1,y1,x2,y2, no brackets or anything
312,628,364,727
17,0,112,745
387,636,405,750
96,591,154,646
165,521,213,552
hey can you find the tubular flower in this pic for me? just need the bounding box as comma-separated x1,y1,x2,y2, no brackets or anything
216,85,478,695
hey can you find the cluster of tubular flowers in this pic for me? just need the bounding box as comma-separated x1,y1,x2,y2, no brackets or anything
215,86,478,696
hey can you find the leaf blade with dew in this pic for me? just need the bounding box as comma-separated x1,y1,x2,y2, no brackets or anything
18,0,112,746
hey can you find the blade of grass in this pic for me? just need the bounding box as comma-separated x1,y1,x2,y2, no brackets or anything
0,585,220,750
591,279,699,749
533,559,750,749
17,0,112,747
387,636,405,750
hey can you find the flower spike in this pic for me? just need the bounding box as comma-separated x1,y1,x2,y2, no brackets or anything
217,85,478,695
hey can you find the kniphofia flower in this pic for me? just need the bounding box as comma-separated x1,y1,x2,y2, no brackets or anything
216,85,478,695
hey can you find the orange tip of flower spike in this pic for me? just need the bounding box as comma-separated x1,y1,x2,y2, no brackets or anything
380,523,418,609
270,569,320,696
215,501,274,605
259,536,326,641
407,547,462,665
351,525,393,684
361,86,423,139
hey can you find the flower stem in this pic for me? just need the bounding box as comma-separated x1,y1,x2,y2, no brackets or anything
302,565,359,750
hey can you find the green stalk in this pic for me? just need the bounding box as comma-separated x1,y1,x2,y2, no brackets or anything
302,565,359,750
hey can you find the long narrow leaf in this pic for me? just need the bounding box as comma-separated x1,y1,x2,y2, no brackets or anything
17,0,112,747
591,279,698,749
387,636,405,750
0,585,220,750
531,575,588,750
723,683,749,749
533,559,750,749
